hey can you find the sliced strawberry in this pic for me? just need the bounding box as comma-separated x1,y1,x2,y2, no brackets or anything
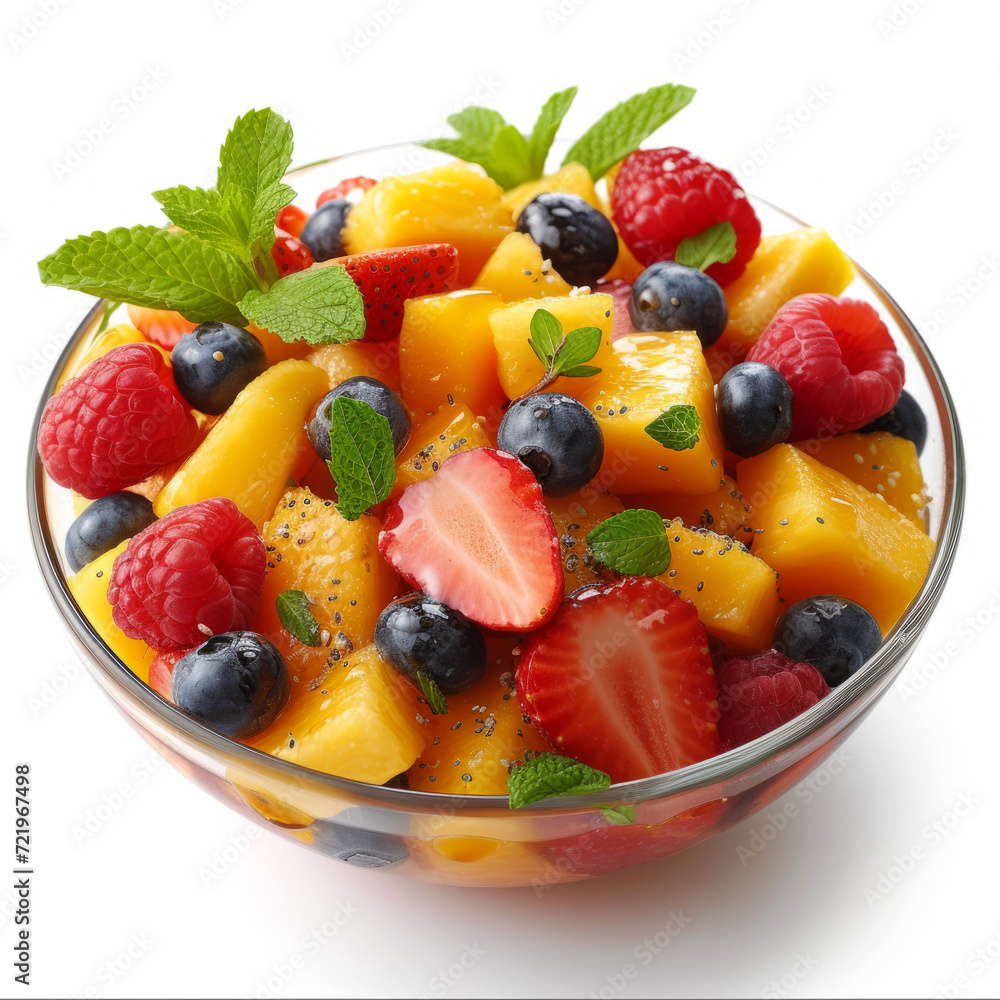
276,204,309,239
126,305,198,350
596,278,638,342
516,577,720,783
378,448,562,631
271,229,314,277
148,649,187,701
330,244,460,341
317,175,377,208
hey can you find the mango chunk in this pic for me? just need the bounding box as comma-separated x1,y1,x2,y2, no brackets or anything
306,340,401,393
473,232,573,302
737,444,934,633
153,360,329,528
400,289,506,423
620,474,749,538
704,228,855,381
500,162,601,221
67,541,156,683
489,293,614,400
657,521,780,651
343,162,512,283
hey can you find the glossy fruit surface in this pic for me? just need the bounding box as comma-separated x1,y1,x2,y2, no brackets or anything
517,576,720,783
374,592,486,695
500,161,602,221
545,488,624,593
65,491,157,572
307,377,410,461
620,474,748,538
171,322,268,415
773,595,883,688
516,192,618,287
629,261,728,347
126,305,198,350
497,392,604,496
172,631,289,739
378,448,562,631
717,361,794,457
472,232,573,302
859,389,928,455
300,199,351,261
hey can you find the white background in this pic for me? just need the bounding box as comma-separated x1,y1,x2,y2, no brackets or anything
2,0,998,997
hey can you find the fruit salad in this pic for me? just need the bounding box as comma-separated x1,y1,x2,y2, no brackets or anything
35,85,935,811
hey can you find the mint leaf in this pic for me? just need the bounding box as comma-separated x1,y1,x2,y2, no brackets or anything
326,396,395,521
239,265,365,345
38,226,254,327
528,307,564,364
152,185,248,261
217,108,296,251
527,86,578,177
416,672,448,716
675,221,737,272
554,326,602,375
644,404,702,451
507,753,611,809
275,589,321,646
599,804,636,826
586,509,670,576
563,83,696,181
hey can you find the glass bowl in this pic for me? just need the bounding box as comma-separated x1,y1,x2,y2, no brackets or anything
27,144,965,887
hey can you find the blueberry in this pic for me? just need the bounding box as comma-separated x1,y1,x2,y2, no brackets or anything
171,631,289,739
717,362,794,457
497,392,604,496
307,807,409,868
308,376,411,460
774,595,882,688
516,192,618,287
171,322,267,415
859,389,928,456
299,199,351,262
64,492,157,572
374,593,486,695
629,261,728,348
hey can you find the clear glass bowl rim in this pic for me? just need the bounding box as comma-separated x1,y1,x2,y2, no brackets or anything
26,146,966,816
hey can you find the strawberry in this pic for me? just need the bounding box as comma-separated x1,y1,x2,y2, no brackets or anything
331,244,460,341
378,448,562,632
148,649,187,701
271,230,314,277
516,577,720,783
596,278,638,342
316,176,377,208
276,205,309,239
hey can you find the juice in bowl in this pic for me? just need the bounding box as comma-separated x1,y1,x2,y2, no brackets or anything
28,84,963,886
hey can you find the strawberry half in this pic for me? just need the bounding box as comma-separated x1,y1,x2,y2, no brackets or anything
327,244,459,341
516,577,720,783
148,648,187,702
271,229,314,277
378,448,562,631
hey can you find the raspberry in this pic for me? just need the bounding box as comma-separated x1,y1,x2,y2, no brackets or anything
747,293,904,439
37,343,197,499
271,230,314,276
610,147,761,286
108,498,266,651
714,649,830,750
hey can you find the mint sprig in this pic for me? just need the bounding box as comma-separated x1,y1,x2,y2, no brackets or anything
520,308,602,399
675,221,737,273
586,509,671,577
240,266,365,345
421,88,577,190
507,753,611,809
599,804,636,826
644,404,702,452
38,108,365,347
564,83,696,181
326,397,395,521
275,589,321,646
416,672,448,716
